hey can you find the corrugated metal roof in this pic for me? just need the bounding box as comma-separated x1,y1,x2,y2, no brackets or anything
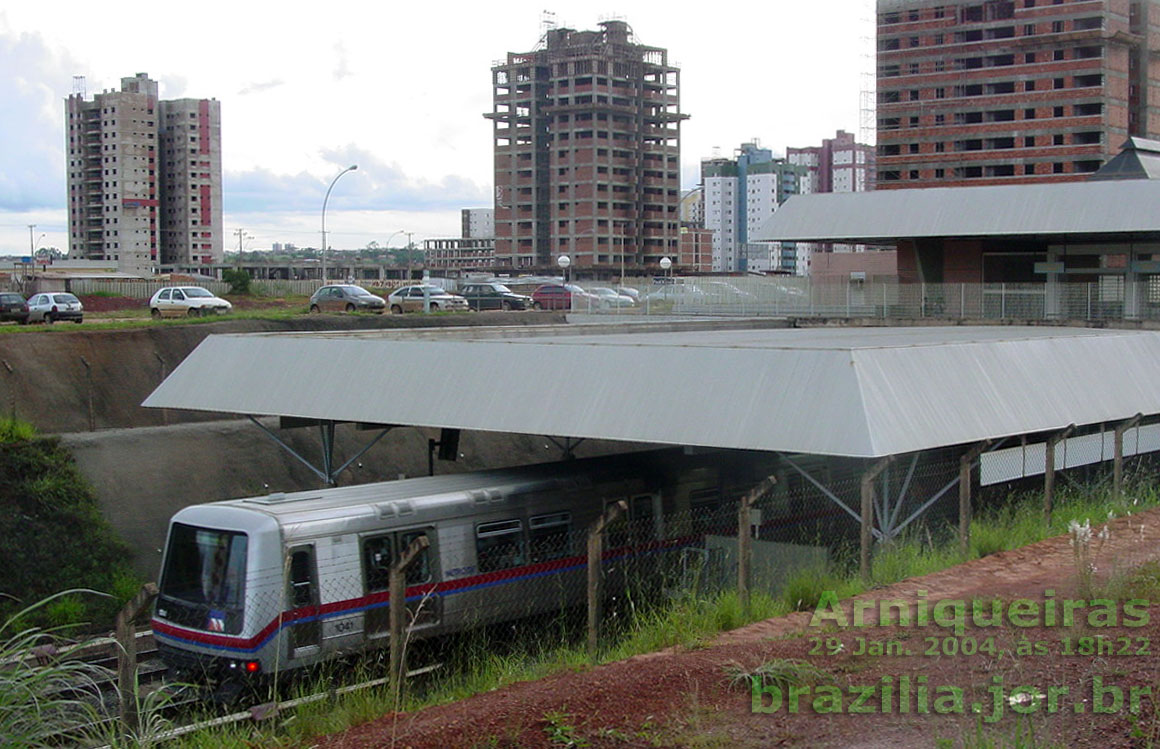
754,179,1160,243
142,325,1160,459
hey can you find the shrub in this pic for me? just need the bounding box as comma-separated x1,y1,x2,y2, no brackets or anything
222,268,252,295
0,436,139,629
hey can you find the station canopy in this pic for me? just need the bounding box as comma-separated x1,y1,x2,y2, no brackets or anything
754,178,1160,244
143,324,1160,459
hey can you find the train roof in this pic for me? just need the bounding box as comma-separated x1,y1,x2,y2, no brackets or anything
191,448,680,529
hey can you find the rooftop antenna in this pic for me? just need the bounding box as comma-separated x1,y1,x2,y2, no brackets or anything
72,75,86,99
533,10,558,50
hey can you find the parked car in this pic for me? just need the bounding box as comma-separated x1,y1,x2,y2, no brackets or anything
387,284,469,313
589,287,637,309
149,287,232,318
458,282,532,311
531,283,596,310
0,292,29,324
26,292,83,324
309,284,386,314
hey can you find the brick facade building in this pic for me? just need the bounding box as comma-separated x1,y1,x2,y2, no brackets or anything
876,0,1160,188
486,21,688,274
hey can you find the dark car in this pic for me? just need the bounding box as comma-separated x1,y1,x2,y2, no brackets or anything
0,292,29,324
459,282,532,311
530,283,595,311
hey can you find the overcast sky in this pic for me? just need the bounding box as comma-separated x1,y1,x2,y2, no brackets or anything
0,2,872,255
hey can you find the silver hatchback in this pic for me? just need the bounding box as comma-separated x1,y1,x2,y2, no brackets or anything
26,292,84,324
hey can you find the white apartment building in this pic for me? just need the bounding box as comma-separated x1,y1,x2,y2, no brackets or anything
461,208,495,239
66,73,222,275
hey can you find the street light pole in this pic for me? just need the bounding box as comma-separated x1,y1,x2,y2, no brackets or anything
27,225,36,256
321,165,358,284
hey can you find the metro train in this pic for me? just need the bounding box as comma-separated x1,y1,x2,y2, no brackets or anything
150,448,788,684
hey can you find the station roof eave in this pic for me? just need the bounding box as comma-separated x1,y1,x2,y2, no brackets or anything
755,179,1160,245
141,325,1160,460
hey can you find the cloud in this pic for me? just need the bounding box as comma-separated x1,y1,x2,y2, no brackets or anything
237,78,285,96
333,42,351,81
225,145,489,214
0,29,79,212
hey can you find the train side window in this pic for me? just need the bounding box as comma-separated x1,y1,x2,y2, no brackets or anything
399,529,431,584
362,535,392,592
529,513,571,562
476,519,525,572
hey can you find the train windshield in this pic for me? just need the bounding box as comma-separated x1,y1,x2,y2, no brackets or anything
158,524,247,634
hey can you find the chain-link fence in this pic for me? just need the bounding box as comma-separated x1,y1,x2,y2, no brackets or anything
562,276,1160,323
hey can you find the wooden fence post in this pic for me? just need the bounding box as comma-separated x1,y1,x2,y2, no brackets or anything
1044,425,1075,526
588,501,627,661
959,441,991,558
389,535,430,698
1114,414,1143,498
738,477,777,616
116,583,158,736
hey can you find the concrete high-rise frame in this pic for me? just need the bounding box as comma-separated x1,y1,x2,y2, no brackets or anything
876,0,1160,188
486,21,688,274
65,73,222,274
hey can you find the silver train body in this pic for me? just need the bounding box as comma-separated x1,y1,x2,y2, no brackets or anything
150,448,774,681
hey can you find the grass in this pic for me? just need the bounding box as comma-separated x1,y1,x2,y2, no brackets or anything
161,479,1160,747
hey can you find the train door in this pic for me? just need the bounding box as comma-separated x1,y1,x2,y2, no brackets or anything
287,545,320,658
605,493,663,550
360,527,439,642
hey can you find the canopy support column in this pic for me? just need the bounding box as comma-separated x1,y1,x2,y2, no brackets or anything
861,456,896,584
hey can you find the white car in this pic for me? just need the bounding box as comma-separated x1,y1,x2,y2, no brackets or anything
149,287,233,318
589,287,637,309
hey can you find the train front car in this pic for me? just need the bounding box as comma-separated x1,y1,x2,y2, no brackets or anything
151,504,283,687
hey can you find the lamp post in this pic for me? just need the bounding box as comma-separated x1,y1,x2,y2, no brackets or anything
320,165,358,283
660,256,672,281
557,254,571,285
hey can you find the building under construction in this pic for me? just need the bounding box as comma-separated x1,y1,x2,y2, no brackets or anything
876,0,1160,188
486,21,688,275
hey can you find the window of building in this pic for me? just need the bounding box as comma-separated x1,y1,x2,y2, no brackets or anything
909,143,920,153
1025,136,1035,147
1052,20,1064,32
1053,133,1065,145
909,116,920,126
1025,108,1037,119
1025,52,1036,63
1053,162,1065,173
935,113,946,125
935,168,945,178
909,170,919,179
1053,77,1066,89
1053,106,1064,116
935,142,946,152
1024,23,1035,35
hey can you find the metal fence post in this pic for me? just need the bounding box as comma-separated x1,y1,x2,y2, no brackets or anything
587,501,626,661
389,535,430,698
117,583,158,736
